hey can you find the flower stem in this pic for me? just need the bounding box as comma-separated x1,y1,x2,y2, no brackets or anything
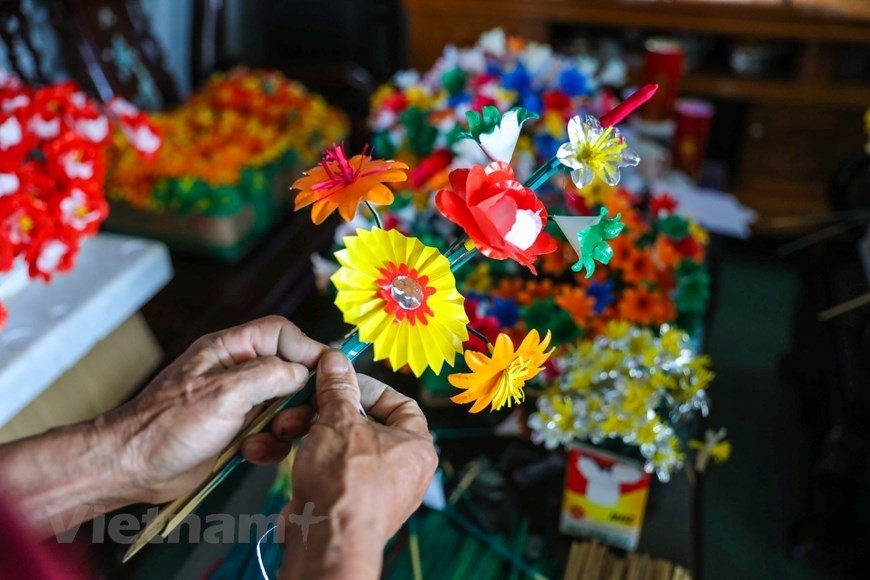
364,201,383,229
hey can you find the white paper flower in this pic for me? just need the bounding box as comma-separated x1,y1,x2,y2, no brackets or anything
556,115,639,188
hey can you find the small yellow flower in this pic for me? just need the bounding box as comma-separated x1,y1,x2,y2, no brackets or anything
690,428,731,471
660,327,685,357
604,320,632,340
449,330,553,413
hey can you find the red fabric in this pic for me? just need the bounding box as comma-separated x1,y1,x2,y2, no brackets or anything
0,494,88,579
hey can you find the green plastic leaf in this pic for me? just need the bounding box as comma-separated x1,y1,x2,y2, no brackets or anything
571,208,625,278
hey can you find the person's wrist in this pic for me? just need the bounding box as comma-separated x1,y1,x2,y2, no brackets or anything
281,495,385,579
89,400,156,506
85,409,142,507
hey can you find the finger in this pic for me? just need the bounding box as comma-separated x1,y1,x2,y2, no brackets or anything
358,374,429,434
314,349,361,423
270,405,316,442
221,356,310,409
241,432,294,465
195,316,328,370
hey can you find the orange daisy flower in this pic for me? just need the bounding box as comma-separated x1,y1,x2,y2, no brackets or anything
292,144,409,224
620,248,658,286
541,239,577,276
493,278,525,302
617,287,661,326
609,234,638,272
653,237,681,270
555,287,596,327
449,330,553,413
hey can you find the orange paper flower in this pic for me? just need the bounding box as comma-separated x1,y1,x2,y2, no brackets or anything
293,144,409,224
618,287,674,327
620,248,658,286
555,287,596,327
449,329,553,413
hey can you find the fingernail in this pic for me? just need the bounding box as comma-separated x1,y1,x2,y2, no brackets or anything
320,349,349,375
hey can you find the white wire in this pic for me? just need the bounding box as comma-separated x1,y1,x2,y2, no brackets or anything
256,524,278,580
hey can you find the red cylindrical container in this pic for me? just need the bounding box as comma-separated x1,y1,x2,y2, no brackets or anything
672,98,715,181
641,39,684,121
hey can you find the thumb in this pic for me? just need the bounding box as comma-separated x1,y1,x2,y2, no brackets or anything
315,349,361,421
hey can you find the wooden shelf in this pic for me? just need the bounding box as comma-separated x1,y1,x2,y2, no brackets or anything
681,74,870,107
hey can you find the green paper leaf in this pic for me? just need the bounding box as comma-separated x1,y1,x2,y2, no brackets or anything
571,208,625,278
440,67,467,96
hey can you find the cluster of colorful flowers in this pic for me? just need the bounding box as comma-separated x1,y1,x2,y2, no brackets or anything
529,322,716,480
368,27,628,182
295,71,725,476
107,68,348,214
455,181,711,351
0,70,160,328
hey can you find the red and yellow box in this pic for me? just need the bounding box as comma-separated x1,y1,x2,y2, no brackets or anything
560,444,651,551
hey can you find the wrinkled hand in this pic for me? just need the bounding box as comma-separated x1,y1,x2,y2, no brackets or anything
280,350,438,580
105,316,326,505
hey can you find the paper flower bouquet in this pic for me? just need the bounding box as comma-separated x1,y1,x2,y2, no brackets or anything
0,70,160,329
104,69,348,259
369,27,628,186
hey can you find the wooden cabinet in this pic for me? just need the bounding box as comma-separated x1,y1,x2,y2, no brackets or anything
404,0,870,229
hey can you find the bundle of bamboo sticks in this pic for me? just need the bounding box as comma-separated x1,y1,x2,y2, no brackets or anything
563,541,691,580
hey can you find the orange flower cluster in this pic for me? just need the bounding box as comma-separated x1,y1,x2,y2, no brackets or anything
107,69,348,210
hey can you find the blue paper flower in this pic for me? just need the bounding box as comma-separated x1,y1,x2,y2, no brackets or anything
559,67,588,97
503,63,532,95
534,132,561,159
586,280,614,314
489,296,521,327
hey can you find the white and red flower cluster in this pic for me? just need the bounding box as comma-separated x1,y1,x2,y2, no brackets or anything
0,70,160,328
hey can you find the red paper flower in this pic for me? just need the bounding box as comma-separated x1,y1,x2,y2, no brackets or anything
650,193,678,216
435,161,557,274
44,133,106,185
52,182,108,235
0,112,34,167
26,235,77,281
542,90,572,115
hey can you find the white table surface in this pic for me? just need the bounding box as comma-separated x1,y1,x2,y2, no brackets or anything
0,233,173,426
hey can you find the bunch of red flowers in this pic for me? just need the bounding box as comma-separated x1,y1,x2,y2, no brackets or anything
0,71,160,328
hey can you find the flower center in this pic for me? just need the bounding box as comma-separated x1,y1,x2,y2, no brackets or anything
575,126,625,169
389,275,424,310
377,262,436,325
318,143,360,186
496,355,531,408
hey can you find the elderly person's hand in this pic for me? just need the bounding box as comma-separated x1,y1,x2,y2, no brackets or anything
0,316,326,537
280,350,438,580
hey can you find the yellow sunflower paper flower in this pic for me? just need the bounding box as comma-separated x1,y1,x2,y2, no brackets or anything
293,144,409,224
331,227,468,376
449,329,553,413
